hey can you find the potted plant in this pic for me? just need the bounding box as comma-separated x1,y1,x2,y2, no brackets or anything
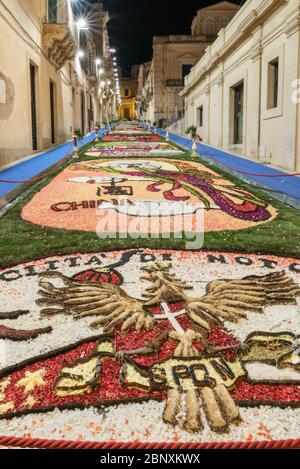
74,128,84,141
185,126,198,157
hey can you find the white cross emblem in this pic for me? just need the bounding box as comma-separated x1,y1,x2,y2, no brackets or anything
155,302,186,333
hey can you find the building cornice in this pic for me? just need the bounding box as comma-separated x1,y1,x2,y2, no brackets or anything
180,0,289,97
285,6,300,37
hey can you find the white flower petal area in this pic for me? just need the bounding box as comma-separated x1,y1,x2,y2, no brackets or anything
1,403,300,443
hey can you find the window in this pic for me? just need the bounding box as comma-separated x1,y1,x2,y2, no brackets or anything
205,18,214,36
48,0,57,23
197,105,203,127
30,63,37,151
182,64,193,81
231,81,244,144
125,88,130,97
220,17,229,29
267,58,279,109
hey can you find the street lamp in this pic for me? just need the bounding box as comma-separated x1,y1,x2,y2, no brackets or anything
95,58,101,66
76,18,88,30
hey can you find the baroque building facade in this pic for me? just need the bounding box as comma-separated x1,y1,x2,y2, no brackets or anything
137,2,240,125
136,61,152,119
118,66,138,120
0,0,117,168
181,0,300,171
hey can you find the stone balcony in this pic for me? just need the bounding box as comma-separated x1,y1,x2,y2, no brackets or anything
87,74,98,87
43,23,76,69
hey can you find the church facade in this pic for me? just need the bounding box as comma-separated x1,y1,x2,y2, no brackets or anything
118,67,138,120
181,0,300,171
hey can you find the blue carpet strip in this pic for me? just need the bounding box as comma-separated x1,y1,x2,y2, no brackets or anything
153,127,300,208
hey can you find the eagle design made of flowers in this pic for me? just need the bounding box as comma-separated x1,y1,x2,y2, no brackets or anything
37,262,300,335
32,262,300,434
1,260,299,435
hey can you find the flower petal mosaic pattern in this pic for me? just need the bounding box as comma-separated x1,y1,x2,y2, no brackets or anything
102,134,162,142
21,157,276,233
1,123,300,448
85,142,184,157
0,249,300,444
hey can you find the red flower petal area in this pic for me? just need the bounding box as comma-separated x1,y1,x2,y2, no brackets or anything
1,311,300,413
232,381,300,404
114,302,240,366
163,180,190,202
73,269,123,285
2,340,163,414
147,181,165,192
102,135,162,142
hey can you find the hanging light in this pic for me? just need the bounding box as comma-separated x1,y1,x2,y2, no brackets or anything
77,50,85,59
95,58,101,65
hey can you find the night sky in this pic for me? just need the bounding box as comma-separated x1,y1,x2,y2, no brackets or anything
88,0,243,75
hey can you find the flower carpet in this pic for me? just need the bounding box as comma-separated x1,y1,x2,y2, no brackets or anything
21,157,276,233
85,141,184,157
0,123,300,449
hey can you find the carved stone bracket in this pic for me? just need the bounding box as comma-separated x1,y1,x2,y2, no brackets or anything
43,23,76,69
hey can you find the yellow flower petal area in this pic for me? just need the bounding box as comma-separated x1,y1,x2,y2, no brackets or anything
23,396,37,408
54,339,114,397
124,356,246,392
0,402,14,414
16,369,46,393
0,378,11,401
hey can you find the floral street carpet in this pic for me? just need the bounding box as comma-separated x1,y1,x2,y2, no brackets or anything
1,124,300,447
